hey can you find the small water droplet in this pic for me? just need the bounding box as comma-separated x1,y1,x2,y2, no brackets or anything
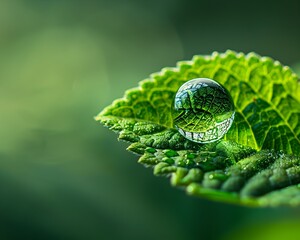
278,150,285,159
173,78,235,143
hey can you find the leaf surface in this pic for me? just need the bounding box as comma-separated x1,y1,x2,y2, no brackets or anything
96,50,300,206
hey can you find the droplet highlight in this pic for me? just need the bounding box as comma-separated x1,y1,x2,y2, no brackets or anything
173,78,235,143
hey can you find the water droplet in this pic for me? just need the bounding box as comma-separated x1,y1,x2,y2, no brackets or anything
173,78,235,143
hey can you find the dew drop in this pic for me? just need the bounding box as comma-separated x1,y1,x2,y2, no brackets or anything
173,78,235,143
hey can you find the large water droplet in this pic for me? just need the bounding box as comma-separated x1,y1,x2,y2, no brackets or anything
173,78,235,143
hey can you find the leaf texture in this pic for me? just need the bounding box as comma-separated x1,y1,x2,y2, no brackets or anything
96,50,300,206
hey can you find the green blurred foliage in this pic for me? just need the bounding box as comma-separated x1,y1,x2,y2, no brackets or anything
223,220,300,240
0,0,300,239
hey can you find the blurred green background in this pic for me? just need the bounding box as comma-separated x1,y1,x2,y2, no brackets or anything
1,0,300,239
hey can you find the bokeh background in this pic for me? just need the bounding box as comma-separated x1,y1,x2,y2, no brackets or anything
1,0,300,239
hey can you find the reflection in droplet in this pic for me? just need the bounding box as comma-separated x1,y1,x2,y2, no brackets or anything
173,78,235,143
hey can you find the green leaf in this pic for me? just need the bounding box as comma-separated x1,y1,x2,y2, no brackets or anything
96,50,300,207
